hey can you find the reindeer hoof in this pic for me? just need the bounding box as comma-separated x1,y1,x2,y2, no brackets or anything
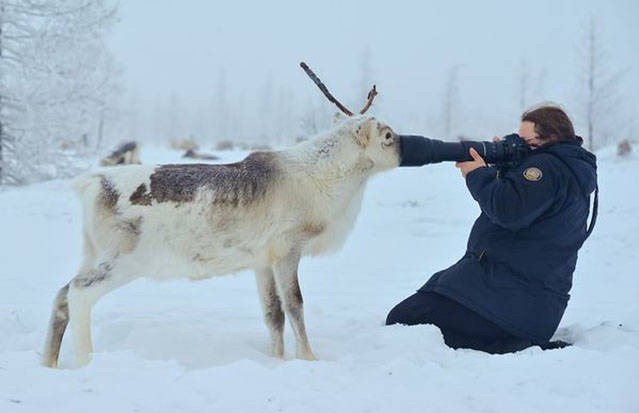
297,349,317,361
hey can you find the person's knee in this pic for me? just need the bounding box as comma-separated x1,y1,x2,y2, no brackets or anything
385,303,408,325
385,293,432,326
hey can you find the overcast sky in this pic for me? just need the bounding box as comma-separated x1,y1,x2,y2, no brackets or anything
108,0,639,142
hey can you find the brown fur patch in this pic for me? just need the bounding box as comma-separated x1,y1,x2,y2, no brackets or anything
301,222,326,238
73,262,113,288
289,275,303,305
99,177,120,213
116,216,143,253
47,284,70,367
130,152,280,206
266,281,285,331
130,183,152,206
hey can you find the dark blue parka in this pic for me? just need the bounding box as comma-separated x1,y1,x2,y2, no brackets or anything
400,136,597,343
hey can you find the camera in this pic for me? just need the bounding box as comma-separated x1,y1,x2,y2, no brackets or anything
398,133,532,168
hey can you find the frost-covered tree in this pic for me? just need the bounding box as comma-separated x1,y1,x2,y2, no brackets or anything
578,16,625,150
359,46,373,101
442,65,459,139
274,85,296,144
517,59,547,113
213,66,228,141
0,0,121,185
300,96,331,138
166,92,181,141
258,74,275,141
518,59,531,112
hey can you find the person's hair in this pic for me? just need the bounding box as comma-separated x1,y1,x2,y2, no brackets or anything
521,104,577,143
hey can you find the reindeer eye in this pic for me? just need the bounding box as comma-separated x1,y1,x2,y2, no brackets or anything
382,131,394,147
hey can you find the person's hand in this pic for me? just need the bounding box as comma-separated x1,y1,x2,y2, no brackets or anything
455,147,486,178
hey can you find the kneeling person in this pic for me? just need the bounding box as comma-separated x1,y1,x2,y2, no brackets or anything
387,105,597,354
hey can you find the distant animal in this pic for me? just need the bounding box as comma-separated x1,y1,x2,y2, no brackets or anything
617,139,632,157
42,115,400,367
99,141,141,166
182,149,219,161
169,139,199,151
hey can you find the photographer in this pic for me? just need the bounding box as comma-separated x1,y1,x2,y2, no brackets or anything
386,105,598,354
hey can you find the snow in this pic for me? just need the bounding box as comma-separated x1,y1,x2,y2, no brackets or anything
1,145,638,413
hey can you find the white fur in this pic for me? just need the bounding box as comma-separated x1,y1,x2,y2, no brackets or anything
42,116,400,367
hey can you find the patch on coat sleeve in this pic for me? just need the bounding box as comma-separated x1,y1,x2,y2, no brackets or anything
522,167,543,182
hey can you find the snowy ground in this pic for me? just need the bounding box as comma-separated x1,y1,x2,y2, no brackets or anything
1,143,638,413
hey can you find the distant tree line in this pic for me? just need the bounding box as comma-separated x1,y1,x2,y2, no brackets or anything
132,16,631,154
0,0,121,185
446,17,629,149
0,10,631,185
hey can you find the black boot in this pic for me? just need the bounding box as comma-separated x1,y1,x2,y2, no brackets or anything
538,340,572,350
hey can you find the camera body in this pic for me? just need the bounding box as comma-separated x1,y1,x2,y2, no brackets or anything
398,133,532,168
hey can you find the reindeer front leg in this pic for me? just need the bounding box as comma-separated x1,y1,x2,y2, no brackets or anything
271,249,317,361
255,267,285,358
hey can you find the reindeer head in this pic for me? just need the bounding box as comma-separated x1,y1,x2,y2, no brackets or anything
354,116,400,171
301,62,399,172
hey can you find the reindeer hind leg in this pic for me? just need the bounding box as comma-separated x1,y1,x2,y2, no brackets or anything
66,262,119,367
42,284,70,368
62,259,134,367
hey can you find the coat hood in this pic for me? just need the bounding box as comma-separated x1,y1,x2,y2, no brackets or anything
541,140,598,196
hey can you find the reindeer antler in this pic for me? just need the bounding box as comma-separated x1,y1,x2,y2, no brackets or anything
358,85,378,115
300,62,378,116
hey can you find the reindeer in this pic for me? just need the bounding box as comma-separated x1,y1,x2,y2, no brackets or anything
183,148,220,161
99,141,141,167
43,63,399,368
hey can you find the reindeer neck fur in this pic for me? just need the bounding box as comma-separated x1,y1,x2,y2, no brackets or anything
274,121,374,255
283,121,374,193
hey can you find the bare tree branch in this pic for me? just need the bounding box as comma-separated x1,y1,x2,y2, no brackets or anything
300,62,379,116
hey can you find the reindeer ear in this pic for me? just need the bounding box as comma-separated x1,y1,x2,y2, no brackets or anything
333,112,348,125
354,120,372,147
